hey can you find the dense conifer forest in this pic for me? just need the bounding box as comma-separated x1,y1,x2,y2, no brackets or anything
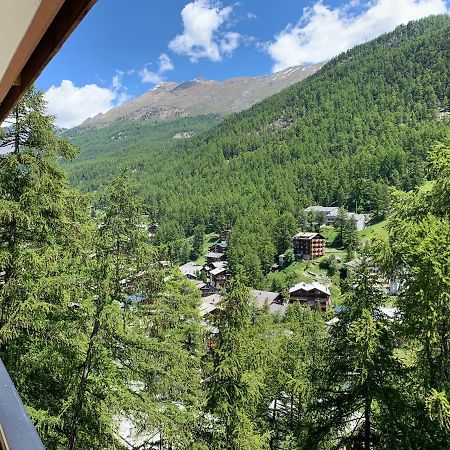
0,14,449,450
64,16,450,279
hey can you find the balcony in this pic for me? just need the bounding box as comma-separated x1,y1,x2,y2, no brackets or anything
0,359,44,450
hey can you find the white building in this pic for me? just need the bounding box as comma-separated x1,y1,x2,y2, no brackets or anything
305,205,366,231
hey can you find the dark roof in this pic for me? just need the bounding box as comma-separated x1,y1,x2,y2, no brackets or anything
293,232,325,240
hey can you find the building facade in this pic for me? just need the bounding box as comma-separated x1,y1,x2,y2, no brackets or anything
289,282,331,311
293,232,326,260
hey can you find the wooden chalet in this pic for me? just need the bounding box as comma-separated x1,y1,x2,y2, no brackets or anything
289,282,331,311
199,294,222,318
251,290,288,315
205,251,226,263
293,232,325,260
210,266,229,288
209,240,228,254
179,261,202,280
199,282,216,297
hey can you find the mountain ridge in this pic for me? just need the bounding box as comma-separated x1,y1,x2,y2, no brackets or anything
80,63,324,128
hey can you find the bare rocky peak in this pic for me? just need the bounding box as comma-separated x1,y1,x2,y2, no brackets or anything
80,63,324,128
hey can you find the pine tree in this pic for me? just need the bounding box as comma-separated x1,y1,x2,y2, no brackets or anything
275,212,298,255
271,305,327,449
379,141,450,446
66,172,150,450
0,87,95,447
320,259,402,449
207,279,271,449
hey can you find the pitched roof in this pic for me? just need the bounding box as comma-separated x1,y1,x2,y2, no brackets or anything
179,262,202,277
205,252,223,259
212,241,228,248
289,282,330,296
251,290,281,307
210,267,227,276
199,294,222,317
211,261,227,269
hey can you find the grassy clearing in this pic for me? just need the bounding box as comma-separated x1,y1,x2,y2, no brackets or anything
358,220,388,243
195,233,219,265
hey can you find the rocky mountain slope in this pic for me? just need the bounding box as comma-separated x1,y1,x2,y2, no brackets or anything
80,63,323,128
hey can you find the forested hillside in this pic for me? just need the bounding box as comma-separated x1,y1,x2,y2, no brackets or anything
64,114,221,191
68,16,449,224
65,15,450,279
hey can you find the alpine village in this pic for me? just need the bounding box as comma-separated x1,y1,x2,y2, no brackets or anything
2,9,450,450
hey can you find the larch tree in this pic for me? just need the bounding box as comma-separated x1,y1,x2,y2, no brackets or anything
207,279,272,449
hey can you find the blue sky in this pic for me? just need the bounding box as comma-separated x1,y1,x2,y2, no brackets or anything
39,0,450,128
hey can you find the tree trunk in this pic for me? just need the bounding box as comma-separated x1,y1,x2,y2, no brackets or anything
364,394,371,449
270,398,277,449
290,392,294,429
67,310,102,450
14,108,19,154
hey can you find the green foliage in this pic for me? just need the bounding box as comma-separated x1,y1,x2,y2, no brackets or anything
207,280,272,449
0,88,205,449
65,15,450,251
319,259,404,449
319,254,338,276
192,223,205,259
275,212,298,255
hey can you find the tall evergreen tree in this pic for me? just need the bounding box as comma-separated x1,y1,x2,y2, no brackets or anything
319,259,402,449
207,280,271,449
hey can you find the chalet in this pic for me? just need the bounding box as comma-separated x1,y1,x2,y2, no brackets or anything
293,232,325,260
210,267,230,288
202,260,227,275
179,262,202,280
251,290,282,307
199,282,216,297
251,290,287,315
289,282,331,311
209,240,228,254
205,252,226,263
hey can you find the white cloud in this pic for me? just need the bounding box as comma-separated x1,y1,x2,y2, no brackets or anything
267,0,449,72
220,32,240,55
169,0,240,62
158,53,174,72
112,71,124,89
139,53,174,84
139,68,164,84
44,72,133,129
